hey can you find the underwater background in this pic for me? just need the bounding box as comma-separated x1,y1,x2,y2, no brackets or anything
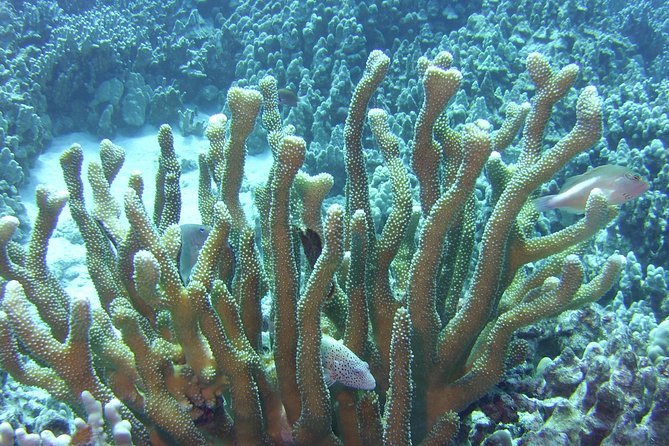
0,0,668,445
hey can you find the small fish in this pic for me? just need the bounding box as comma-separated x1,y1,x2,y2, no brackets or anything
299,228,322,269
179,224,210,284
534,165,649,213
321,335,375,390
94,217,120,251
277,88,298,107
299,228,335,299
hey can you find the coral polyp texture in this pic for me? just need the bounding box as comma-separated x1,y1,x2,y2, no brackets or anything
0,50,647,445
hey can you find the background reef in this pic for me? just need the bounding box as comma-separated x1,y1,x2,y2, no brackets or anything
0,0,668,444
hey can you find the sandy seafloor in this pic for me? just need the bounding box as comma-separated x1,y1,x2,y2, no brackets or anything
19,126,273,306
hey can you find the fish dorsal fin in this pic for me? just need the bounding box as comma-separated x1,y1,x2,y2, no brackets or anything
560,165,628,192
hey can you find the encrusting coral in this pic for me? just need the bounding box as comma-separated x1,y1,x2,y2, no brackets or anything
0,49,625,445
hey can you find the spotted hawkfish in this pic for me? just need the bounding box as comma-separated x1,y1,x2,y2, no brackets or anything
321,335,375,390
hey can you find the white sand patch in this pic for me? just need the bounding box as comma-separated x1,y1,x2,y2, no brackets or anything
19,125,272,304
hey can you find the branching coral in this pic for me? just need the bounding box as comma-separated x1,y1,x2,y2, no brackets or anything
0,50,624,445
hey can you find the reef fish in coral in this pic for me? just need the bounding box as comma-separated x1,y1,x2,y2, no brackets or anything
299,228,336,298
277,88,298,107
321,335,376,390
534,164,649,213
179,224,210,284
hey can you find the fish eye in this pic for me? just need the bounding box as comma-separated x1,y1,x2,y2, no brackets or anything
199,227,205,233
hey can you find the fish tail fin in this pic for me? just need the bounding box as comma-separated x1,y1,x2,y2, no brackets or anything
533,195,556,212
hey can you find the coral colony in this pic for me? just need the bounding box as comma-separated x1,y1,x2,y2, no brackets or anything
0,1,667,445
0,49,646,445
